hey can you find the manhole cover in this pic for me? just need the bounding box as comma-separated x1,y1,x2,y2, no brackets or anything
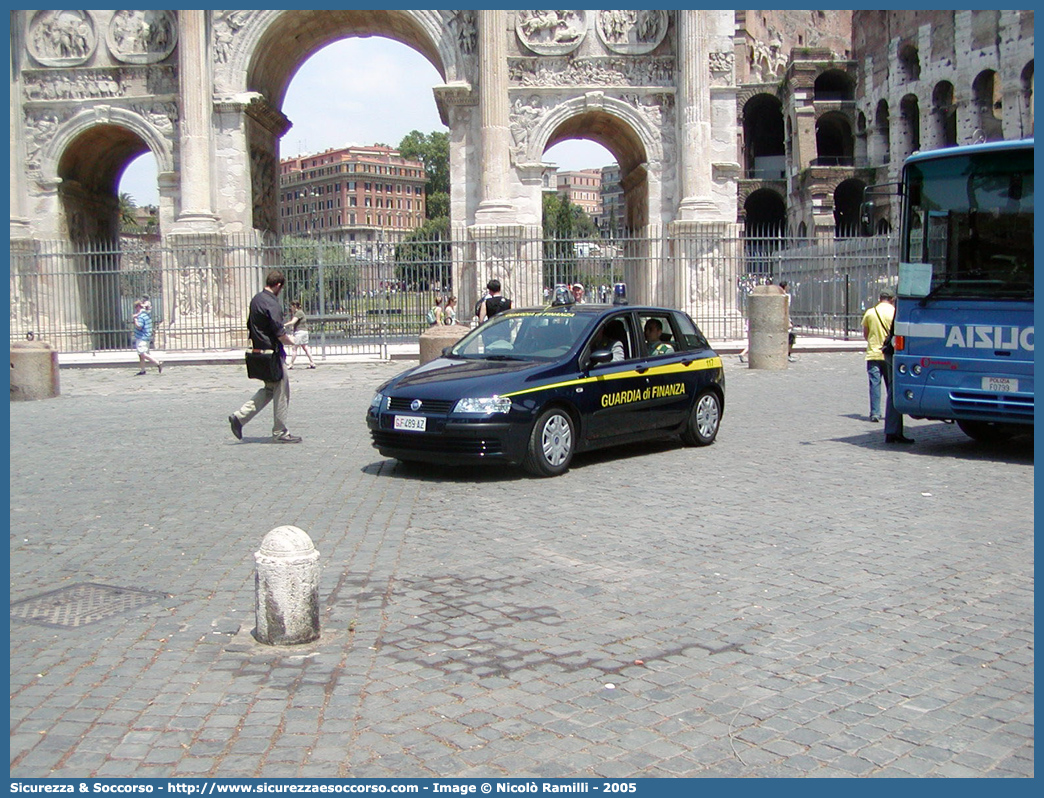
10,582,168,628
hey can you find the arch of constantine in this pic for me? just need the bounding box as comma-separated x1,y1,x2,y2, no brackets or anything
10,10,738,322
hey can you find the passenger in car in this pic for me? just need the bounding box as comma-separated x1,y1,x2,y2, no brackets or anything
592,319,627,362
644,318,675,355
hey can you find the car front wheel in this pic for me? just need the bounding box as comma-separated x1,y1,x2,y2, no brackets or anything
523,407,575,477
681,389,721,446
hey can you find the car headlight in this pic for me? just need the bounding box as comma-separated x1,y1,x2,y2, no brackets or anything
369,391,385,411
454,396,512,414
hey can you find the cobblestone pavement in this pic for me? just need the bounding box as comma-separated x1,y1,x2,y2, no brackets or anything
10,354,1034,778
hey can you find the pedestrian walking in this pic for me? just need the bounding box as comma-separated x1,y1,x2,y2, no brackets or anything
443,296,458,325
131,297,163,375
228,270,302,444
286,299,316,369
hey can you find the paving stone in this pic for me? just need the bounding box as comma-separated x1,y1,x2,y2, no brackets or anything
8,357,1033,778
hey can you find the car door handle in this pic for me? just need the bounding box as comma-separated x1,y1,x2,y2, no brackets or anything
636,365,648,374
681,359,694,367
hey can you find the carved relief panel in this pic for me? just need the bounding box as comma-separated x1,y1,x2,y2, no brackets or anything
106,10,177,64
595,10,668,54
28,10,98,67
515,11,587,55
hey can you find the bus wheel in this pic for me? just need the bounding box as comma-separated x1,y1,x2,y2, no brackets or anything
956,419,1016,443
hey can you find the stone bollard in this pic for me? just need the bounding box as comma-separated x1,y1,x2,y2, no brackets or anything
10,339,60,401
419,323,470,365
254,525,320,645
747,286,789,370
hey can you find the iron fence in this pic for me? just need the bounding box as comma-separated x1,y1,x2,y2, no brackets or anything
10,228,898,354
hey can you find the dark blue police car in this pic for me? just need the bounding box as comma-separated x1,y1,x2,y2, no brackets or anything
367,303,725,477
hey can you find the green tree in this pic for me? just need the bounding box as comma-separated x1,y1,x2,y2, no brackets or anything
118,192,138,231
393,216,451,288
542,193,599,287
397,130,449,219
280,236,358,310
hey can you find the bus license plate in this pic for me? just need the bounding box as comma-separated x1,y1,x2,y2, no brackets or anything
393,415,426,432
983,377,1017,393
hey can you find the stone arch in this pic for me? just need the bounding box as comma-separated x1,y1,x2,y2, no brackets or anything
40,106,175,242
219,10,464,100
742,93,785,179
874,99,891,163
899,93,921,158
833,177,865,238
814,68,855,102
527,95,658,230
932,81,957,148
972,69,1003,141
1019,60,1033,137
742,187,785,236
814,111,854,165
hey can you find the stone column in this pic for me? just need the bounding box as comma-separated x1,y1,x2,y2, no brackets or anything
10,10,32,242
173,10,219,232
675,10,715,220
474,9,514,222
747,285,789,369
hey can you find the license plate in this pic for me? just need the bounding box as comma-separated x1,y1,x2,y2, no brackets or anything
982,377,1017,393
393,415,426,432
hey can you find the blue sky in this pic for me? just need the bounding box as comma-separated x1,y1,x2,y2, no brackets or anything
118,37,614,208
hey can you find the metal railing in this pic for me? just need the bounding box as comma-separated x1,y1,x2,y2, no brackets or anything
10,228,898,354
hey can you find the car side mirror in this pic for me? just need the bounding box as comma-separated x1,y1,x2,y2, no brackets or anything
589,349,613,368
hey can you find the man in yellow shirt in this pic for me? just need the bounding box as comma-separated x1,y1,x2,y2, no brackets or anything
861,288,913,443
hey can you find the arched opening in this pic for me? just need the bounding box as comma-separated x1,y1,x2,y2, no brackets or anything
899,94,921,158
743,189,786,275
815,112,854,166
814,69,854,102
543,139,617,234
242,11,449,237
875,100,891,164
833,178,865,238
898,43,921,83
543,111,648,232
56,123,160,349
743,188,786,237
932,81,957,148
972,69,1004,141
1020,61,1034,137
743,94,786,179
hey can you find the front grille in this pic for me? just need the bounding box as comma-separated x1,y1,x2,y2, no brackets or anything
950,391,1035,419
388,397,456,414
372,430,504,456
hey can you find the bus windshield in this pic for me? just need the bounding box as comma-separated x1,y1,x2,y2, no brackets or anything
903,148,1033,300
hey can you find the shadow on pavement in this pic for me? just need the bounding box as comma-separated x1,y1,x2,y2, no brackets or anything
832,422,1034,464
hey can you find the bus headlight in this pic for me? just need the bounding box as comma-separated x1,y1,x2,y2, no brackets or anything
905,390,915,401
911,364,922,376
897,363,907,374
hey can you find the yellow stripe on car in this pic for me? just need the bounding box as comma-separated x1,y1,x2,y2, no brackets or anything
501,356,722,399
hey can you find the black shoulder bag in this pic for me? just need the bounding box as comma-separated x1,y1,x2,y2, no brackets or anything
874,307,895,357
245,346,283,382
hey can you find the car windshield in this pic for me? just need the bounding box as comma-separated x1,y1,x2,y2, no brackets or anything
448,310,597,361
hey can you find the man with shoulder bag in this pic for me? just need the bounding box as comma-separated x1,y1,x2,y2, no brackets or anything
228,269,302,443
861,288,913,444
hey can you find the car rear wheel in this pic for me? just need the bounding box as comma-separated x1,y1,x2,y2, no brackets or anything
523,408,575,477
956,419,1017,443
682,389,721,446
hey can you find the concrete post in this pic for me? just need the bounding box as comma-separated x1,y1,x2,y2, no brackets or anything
10,340,60,400
254,525,320,645
747,286,789,370
419,323,470,365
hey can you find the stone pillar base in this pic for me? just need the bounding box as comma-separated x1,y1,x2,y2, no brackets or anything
419,323,471,365
747,286,788,370
10,340,60,401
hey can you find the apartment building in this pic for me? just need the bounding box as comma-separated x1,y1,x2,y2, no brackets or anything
556,169,603,218
278,146,427,243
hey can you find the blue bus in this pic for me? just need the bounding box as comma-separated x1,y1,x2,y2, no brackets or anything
893,139,1033,442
